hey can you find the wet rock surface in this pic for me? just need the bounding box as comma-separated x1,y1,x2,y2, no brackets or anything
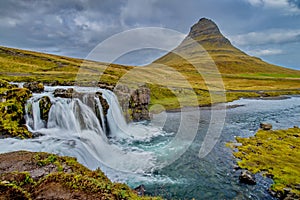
23,82,44,93
114,84,150,122
96,91,109,115
134,184,146,196
53,88,109,117
53,88,76,98
39,96,52,123
239,170,256,185
0,80,32,138
260,122,272,130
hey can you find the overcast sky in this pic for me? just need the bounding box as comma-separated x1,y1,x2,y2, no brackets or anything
1,0,300,69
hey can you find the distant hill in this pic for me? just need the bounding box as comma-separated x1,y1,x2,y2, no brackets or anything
154,18,300,76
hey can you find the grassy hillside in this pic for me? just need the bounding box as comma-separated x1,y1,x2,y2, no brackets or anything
1,19,300,112
0,46,132,85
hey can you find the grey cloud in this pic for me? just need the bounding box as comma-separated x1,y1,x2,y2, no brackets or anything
247,49,284,57
0,0,299,69
288,0,300,8
230,29,300,46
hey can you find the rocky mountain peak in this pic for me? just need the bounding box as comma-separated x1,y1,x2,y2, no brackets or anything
187,18,231,46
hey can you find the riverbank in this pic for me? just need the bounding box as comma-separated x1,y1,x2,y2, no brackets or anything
231,127,300,199
0,151,160,200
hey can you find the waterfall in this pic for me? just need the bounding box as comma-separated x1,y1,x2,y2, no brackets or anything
20,87,156,173
95,97,107,135
101,89,130,139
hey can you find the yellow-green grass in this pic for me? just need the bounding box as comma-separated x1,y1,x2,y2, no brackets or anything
233,128,300,197
1,45,300,111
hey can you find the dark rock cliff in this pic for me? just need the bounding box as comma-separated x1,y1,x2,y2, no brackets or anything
114,85,150,122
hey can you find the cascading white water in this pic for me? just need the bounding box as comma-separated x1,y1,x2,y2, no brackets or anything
4,86,161,174
94,97,107,135
101,89,130,139
27,99,45,131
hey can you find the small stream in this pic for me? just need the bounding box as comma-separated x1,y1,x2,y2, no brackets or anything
0,86,299,199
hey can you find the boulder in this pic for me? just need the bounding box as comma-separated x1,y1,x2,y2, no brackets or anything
239,170,256,185
23,82,44,93
260,123,272,130
53,88,75,98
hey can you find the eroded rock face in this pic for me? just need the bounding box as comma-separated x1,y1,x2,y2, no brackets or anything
239,170,256,185
39,96,52,123
96,92,109,115
53,88,75,98
129,86,150,121
53,89,109,117
114,85,150,122
23,82,44,93
187,18,231,46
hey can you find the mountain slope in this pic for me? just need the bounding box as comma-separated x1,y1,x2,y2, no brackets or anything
154,18,300,76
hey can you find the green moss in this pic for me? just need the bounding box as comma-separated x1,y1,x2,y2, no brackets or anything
36,154,57,166
0,80,32,138
232,128,300,197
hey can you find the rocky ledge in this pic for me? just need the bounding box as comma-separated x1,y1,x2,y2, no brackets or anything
0,151,160,200
52,88,109,116
114,84,150,122
23,82,44,93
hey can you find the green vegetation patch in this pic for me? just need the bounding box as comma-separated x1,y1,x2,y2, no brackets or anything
233,128,300,198
238,73,300,79
0,151,161,199
0,80,32,138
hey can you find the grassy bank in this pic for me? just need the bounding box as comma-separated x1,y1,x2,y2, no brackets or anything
0,151,160,199
232,128,300,199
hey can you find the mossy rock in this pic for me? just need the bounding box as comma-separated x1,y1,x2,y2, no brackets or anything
39,96,52,123
23,82,44,93
0,81,32,139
